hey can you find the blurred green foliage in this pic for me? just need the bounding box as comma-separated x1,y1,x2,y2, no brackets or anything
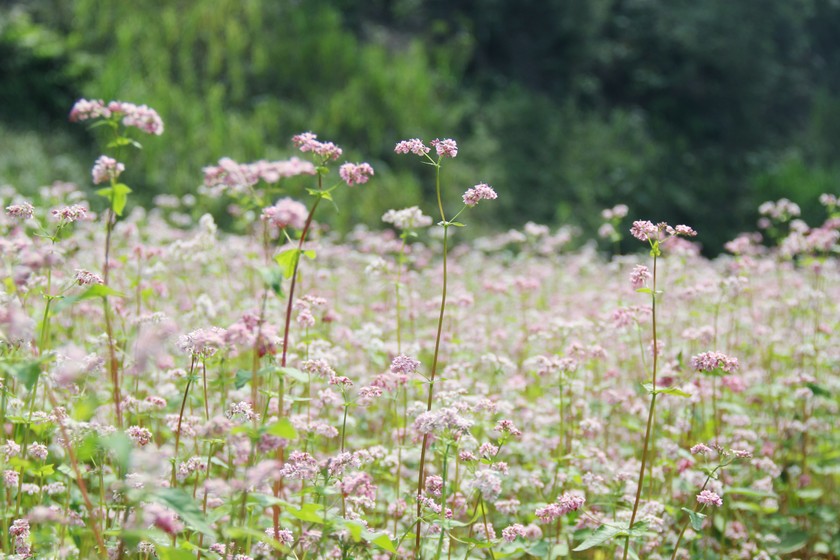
2,0,840,252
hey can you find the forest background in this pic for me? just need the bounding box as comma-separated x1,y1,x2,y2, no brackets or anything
2,0,840,254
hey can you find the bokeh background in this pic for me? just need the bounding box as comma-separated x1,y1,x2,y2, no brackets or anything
2,0,840,253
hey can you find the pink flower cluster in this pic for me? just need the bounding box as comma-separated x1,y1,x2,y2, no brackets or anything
394,137,459,158
261,198,308,231
394,138,432,156
691,351,739,374
292,132,343,160
339,162,374,186
630,264,651,289
697,489,723,507
630,220,697,242
462,183,498,207
91,155,125,185
70,98,164,135
51,205,88,223
203,157,316,194
535,492,585,523
5,202,34,220
431,138,458,158
74,269,104,286
390,354,421,375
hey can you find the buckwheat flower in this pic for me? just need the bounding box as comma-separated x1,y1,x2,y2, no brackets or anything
51,204,88,223
697,490,723,507
462,183,498,207
5,202,34,219
494,419,522,436
630,264,651,289
598,223,616,239
557,492,585,514
390,354,421,375
479,442,500,457
2,441,20,458
28,443,48,461
339,162,374,186
202,157,260,193
502,524,528,543
674,224,698,237
431,138,458,158
394,138,430,156
630,220,659,241
75,269,104,286
691,351,739,374
292,132,343,160
261,198,308,230
69,98,111,121
690,443,714,455
256,157,317,182
127,426,153,446
107,101,164,135
265,527,295,546
330,375,353,387
144,503,183,535
382,206,433,230
426,475,444,497
91,155,125,184
466,469,502,501
3,470,19,487
226,401,259,422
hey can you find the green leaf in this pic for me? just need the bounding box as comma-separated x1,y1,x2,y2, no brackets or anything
31,463,55,477
796,488,823,501
259,266,285,296
775,531,809,554
284,503,325,524
10,361,41,392
111,183,132,216
276,366,308,382
636,287,653,294
681,507,707,531
369,533,397,553
102,432,132,472
275,249,301,279
806,382,831,398
75,432,101,462
153,488,216,537
265,417,298,439
234,369,252,390
106,136,142,150
55,284,125,313
573,524,627,551
641,383,691,397
342,520,364,542
157,547,194,560
449,221,466,227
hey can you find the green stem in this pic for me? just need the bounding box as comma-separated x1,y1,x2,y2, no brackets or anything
623,253,659,560
415,162,448,558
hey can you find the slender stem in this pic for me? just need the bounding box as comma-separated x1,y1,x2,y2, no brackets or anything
623,253,659,560
44,386,107,557
273,189,322,538
102,207,123,429
415,163,448,558
415,225,449,556
171,357,196,487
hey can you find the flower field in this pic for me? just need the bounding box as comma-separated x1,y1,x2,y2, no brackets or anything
1,101,839,559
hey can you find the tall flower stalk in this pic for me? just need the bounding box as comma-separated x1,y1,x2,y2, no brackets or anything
70,99,164,428
394,138,497,558
623,221,696,560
